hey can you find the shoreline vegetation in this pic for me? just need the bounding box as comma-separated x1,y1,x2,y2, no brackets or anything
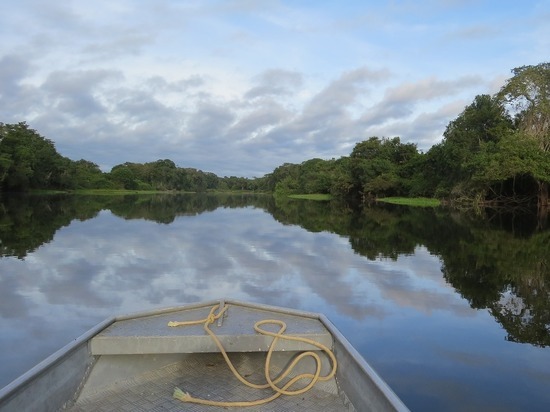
29,190,441,209
287,194,332,201
1,63,549,212
28,189,168,195
376,197,441,207
28,190,441,209
27,189,265,196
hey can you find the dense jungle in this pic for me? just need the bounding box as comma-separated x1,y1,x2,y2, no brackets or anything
1,63,549,211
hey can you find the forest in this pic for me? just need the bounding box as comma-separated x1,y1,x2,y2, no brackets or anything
1,63,549,209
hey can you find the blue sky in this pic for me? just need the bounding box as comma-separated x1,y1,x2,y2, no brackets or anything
1,0,548,177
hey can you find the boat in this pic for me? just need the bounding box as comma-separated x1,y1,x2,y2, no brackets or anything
0,299,409,411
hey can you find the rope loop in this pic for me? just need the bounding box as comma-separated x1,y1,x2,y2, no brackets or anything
169,304,338,407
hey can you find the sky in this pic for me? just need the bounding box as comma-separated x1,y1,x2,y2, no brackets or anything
1,1,549,178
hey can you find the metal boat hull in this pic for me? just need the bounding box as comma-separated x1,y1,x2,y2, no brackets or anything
0,299,408,411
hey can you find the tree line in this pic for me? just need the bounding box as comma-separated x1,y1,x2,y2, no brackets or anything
0,123,259,193
264,63,550,209
1,62,549,207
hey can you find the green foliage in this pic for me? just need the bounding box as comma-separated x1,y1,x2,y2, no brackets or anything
264,163,300,193
497,63,550,152
0,122,67,191
429,95,514,196
288,194,332,200
104,161,235,193
2,63,549,208
69,159,113,189
422,71,550,207
109,164,140,189
377,197,441,207
328,157,353,197
0,122,263,194
297,158,333,194
349,136,420,199
471,134,547,183
274,175,298,196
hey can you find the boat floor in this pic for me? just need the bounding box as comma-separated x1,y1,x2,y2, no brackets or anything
66,352,355,411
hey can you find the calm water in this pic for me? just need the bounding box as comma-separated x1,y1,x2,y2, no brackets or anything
0,193,549,411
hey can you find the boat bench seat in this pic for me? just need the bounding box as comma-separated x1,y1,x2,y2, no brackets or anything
90,304,333,355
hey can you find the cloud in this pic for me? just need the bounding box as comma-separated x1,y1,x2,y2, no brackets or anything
0,54,39,118
185,101,236,143
1,1,547,176
385,75,482,103
40,69,122,118
301,67,390,123
0,54,32,89
244,69,303,99
228,100,292,142
364,100,468,150
2,59,489,177
359,76,483,131
23,1,86,33
82,29,155,60
253,67,393,157
448,24,499,40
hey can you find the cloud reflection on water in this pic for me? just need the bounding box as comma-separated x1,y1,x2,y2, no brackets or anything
1,206,472,320
0,206,468,387
2,200,549,411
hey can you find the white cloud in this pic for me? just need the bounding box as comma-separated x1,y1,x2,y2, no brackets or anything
0,0,548,176
245,69,303,99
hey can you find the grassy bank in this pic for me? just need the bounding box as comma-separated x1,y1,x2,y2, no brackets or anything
377,197,441,207
288,194,332,201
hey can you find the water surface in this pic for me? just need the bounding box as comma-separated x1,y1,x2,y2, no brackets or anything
0,194,549,411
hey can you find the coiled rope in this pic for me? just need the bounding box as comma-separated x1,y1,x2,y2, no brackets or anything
167,303,338,407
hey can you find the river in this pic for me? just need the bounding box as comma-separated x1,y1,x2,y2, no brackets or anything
0,193,549,411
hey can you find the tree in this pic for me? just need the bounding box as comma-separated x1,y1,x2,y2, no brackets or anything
422,95,514,201
265,163,300,193
69,159,111,189
0,122,65,191
468,133,549,202
109,163,140,189
329,157,354,197
497,63,550,206
147,159,177,190
274,175,299,196
498,63,550,151
297,158,333,194
349,136,420,199
442,95,513,183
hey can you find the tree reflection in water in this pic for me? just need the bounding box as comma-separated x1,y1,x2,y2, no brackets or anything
0,193,548,347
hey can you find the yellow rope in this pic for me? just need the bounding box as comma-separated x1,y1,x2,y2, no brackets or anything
167,304,338,407
167,304,228,328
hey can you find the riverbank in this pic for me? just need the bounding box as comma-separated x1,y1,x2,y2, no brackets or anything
376,197,441,207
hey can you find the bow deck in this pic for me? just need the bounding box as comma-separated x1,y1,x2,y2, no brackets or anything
91,301,333,355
